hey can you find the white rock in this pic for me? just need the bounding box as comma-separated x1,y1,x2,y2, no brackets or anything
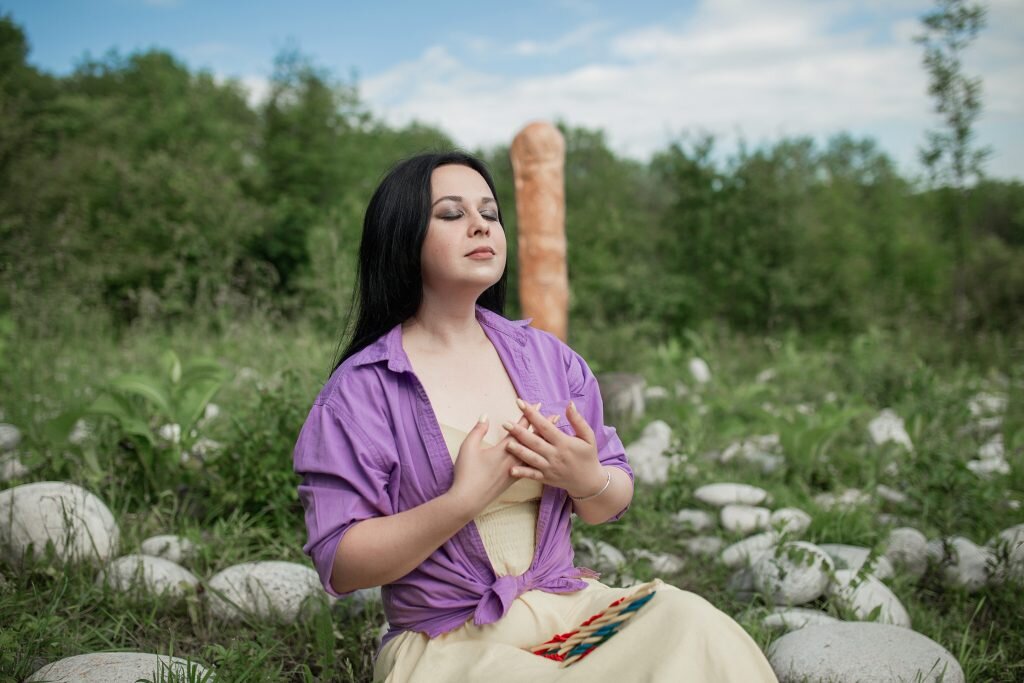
188,436,223,461
818,544,894,580
157,423,181,444
868,409,914,451
926,538,944,563
0,481,119,565
762,607,841,632
993,524,1024,582
939,536,993,592
26,652,212,683
768,622,964,683
876,513,903,527
875,484,908,505
625,420,675,485
752,542,834,606
68,418,92,445
682,536,725,557
0,453,29,481
827,569,911,628
769,508,812,535
721,531,779,568
884,527,928,578
0,423,20,451
727,567,756,599
643,386,669,400
203,402,221,421
814,488,872,511
575,538,626,573
719,435,785,473
967,391,1006,417
206,560,327,623
140,534,198,565
978,434,1004,460
721,505,771,534
98,554,200,598
756,368,777,383
695,482,768,507
672,509,716,532
967,458,1010,477
629,549,685,574
688,357,711,384
974,415,1003,432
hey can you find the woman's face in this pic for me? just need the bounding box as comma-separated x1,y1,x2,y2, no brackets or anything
421,164,507,294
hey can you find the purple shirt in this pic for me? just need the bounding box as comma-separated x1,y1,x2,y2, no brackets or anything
292,304,634,656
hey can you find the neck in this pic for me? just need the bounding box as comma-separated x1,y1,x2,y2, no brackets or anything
402,292,487,352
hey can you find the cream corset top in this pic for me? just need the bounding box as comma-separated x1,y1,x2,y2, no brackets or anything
437,423,544,512
438,422,543,577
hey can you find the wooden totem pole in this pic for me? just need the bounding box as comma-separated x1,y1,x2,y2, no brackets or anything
509,122,568,342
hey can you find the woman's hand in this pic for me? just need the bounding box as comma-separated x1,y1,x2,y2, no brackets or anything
501,398,607,499
448,404,561,519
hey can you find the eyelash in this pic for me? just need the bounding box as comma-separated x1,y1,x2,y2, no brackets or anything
441,212,498,221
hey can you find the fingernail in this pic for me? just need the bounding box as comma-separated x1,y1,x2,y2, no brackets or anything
515,398,526,410
501,421,514,431
478,413,488,423
568,400,576,413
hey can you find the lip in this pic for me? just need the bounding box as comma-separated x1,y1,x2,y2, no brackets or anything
465,247,496,257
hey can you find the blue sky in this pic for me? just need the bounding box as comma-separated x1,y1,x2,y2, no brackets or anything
5,0,1023,179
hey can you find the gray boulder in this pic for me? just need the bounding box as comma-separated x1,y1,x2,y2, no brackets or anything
769,622,963,682
695,482,769,507
827,569,911,628
206,560,328,623
752,542,834,606
0,481,119,565
26,652,212,682
140,534,199,565
884,527,928,578
597,372,646,422
98,554,199,598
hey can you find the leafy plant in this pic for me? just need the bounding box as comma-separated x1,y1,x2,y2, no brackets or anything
84,349,229,498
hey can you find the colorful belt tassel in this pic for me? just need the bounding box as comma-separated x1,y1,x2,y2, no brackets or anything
527,580,659,667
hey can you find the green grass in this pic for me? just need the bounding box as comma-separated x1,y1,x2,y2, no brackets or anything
1,310,1021,682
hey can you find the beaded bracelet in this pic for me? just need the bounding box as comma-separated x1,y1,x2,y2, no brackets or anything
568,469,611,501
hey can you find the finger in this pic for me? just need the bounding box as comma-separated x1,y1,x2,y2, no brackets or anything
498,410,533,447
510,464,544,480
515,398,560,442
465,413,490,447
502,414,558,455
505,440,547,468
567,400,597,445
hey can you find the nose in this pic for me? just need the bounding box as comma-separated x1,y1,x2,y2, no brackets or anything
468,208,490,235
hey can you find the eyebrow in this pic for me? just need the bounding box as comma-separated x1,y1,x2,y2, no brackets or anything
431,195,497,208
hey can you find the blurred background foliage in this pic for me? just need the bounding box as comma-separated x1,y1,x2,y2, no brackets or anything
1,14,1021,366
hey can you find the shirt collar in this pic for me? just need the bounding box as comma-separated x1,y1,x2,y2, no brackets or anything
349,303,533,372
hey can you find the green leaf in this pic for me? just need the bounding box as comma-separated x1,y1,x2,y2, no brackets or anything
110,373,174,419
161,349,182,385
179,358,229,387
86,392,135,423
41,408,85,444
180,380,226,434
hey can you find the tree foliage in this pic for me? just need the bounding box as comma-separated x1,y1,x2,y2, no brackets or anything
0,12,1021,352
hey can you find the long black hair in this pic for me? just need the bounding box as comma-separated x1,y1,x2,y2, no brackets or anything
330,151,508,376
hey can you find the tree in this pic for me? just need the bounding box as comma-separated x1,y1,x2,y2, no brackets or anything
916,0,989,189
915,0,989,331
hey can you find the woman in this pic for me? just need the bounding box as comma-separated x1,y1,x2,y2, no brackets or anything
293,151,777,681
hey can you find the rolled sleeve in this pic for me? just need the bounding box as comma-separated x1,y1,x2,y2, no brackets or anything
293,400,395,598
564,347,634,522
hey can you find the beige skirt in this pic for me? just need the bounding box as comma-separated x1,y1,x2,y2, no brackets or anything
371,423,777,682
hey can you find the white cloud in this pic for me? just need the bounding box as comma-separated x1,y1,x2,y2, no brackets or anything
356,0,1024,177
511,22,607,57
